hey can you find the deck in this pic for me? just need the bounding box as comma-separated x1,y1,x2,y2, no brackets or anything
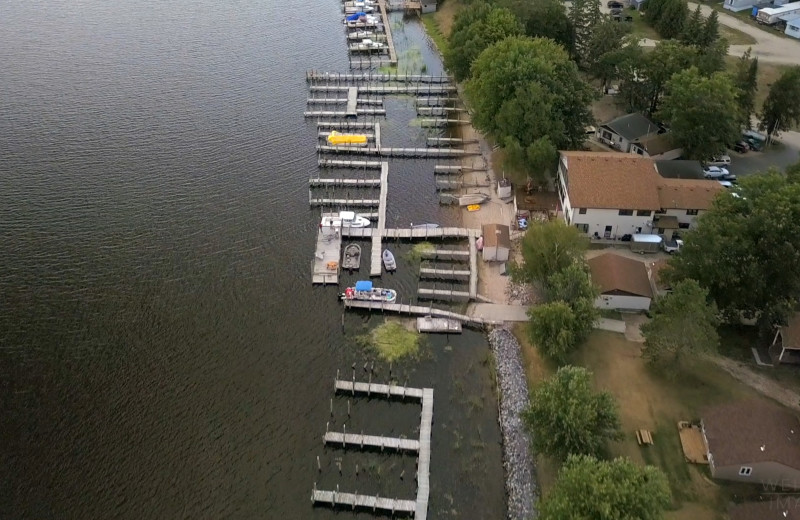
341,227,480,239
312,488,415,514
416,316,462,333
324,431,420,452
312,228,342,285
342,300,502,325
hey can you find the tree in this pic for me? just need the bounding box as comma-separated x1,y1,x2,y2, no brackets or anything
694,37,729,76
730,48,759,129
760,66,800,142
546,263,599,303
700,10,721,47
657,67,741,161
498,0,574,52
646,0,688,39
641,279,719,372
570,0,602,62
786,159,800,184
528,302,583,362
679,5,705,47
444,3,524,81
522,366,622,459
585,20,631,87
665,172,800,326
516,219,588,285
503,135,558,186
538,455,671,520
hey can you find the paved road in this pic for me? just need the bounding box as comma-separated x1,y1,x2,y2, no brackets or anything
688,3,800,65
728,130,800,176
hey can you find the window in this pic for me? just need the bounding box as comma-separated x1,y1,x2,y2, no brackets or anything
679,223,690,229
618,209,633,216
636,210,652,217
686,209,699,216
739,466,753,476
579,208,587,215
575,224,589,233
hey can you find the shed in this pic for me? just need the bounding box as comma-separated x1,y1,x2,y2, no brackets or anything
770,313,800,364
482,224,511,262
588,253,653,310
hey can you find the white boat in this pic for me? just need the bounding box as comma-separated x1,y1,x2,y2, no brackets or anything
347,31,375,40
320,211,371,228
458,193,489,207
341,280,397,303
342,243,361,270
382,249,396,271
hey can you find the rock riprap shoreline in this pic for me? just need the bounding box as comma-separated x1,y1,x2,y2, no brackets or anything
488,327,537,520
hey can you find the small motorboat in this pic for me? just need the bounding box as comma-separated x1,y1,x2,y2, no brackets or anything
382,249,397,272
320,211,371,228
342,243,361,271
327,131,368,146
341,280,397,303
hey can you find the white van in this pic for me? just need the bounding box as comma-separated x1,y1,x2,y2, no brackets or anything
706,155,731,166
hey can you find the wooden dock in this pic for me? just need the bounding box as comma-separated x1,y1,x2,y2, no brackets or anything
341,227,480,239
317,121,377,130
417,388,433,520
417,316,462,333
419,267,470,281
434,164,487,174
309,198,380,207
427,137,478,146
308,178,380,187
304,109,386,118
310,85,456,95
468,234,478,299
316,145,479,157
342,300,501,325
335,379,425,399
306,71,452,83
307,98,383,105
370,162,389,276
418,248,470,261
418,118,472,127
376,0,397,64
312,228,342,285
418,288,471,302
417,106,468,114
312,488,415,514
324,431,420,452
318,159,382,169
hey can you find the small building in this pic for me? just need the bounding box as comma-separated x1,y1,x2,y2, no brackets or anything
770,313,800,365
724,0,758,12
482,224,511,262
421,0,437,13
596,113,660,153
702,400,800,489
729,501,800,520
630,133,683,160
587,253,653,310
785,14,800,38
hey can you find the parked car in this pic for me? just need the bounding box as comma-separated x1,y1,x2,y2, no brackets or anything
663,239,684,254
703,166,730,179
607,0,624,7
610,7,623,14
706,154,731,166
720,173,737,182
733,141,749,153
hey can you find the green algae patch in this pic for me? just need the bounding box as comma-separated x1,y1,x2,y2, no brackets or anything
407,241,435,262
359,320,424,362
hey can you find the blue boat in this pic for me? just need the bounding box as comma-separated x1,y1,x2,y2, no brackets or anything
341,280,397,302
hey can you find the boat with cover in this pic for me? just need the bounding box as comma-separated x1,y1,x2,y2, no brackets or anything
382,249,397,271
342,243,361,270
327,131,368,146
320,211,371,228
341,280,397,303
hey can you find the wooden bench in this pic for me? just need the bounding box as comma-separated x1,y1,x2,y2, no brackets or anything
636,429,654,446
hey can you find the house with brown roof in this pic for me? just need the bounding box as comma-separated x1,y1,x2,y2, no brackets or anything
770,313,800,365
481,223,511,262
557,151,724,240
588,253,653,310
630,133,683,160
702,401,800,490
596,113,660,152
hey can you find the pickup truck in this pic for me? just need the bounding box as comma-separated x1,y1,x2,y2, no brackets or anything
663,239,684,254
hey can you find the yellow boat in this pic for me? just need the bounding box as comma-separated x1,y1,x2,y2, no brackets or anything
326,131,368,146
467,204,481,212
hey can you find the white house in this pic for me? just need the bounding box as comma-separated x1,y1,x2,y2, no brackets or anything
596,113,660,153
482,223,511,262
785,14,800,38
557,151,723,239
724,0,757,12
588,253,653,310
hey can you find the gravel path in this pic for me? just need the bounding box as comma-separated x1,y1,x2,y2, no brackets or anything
488,328,537,520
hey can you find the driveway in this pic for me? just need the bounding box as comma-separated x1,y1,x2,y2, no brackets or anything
727,130,800,177
688,3,800,65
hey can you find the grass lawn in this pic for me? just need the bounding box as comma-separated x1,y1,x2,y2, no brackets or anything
719,24,758,45
421,0,465,56
515,324,785,519
724,56,792,126
628,13,661,41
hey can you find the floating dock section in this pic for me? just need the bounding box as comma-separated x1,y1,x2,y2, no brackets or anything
417,316,462,334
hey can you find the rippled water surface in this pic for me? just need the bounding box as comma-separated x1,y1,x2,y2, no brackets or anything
0,1,505,518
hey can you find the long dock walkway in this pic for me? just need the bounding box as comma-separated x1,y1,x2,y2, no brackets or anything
312,488,415,514
417,388,433,520
307,71,452,83
310,85,456,95
323,431,420,452
342,227,480,239
370,162,389,276
376,0,397,64
342,300,502,325
335,379,424,399
316,145,479,157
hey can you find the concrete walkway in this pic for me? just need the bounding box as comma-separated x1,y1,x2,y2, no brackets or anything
467,303,529,323
594,318,627,333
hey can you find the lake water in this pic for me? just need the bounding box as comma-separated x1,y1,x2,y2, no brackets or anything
0,1,506,518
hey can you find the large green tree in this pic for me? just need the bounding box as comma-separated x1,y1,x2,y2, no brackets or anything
665,172,800,326
730,48,759,129
585,20,632,88
466,36,595,180
645,0,689,39
657,67,741,161
497,0,574,52
515,219,588,285
641,279,719,373
444,3,524,81
528,301,584,362
522,366,622,459
760,66,800,142
539,455,672,520
569,0,602,63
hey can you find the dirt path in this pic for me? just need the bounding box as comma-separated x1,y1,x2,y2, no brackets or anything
705,355,800,411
